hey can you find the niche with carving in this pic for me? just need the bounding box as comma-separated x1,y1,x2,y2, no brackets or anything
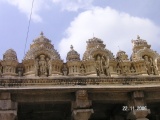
35,54,51,77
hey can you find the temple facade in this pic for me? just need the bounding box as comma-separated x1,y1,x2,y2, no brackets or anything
0,32,160,120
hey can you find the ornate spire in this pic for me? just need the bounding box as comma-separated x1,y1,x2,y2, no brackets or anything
70,45,73,50
137,35,140,39
40,31,44,36
67,45,80,61
24,32,61,60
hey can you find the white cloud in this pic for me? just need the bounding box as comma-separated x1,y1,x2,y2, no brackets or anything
52,0,94,11
1,0,94,22
58,7,160,61
2,0,49,22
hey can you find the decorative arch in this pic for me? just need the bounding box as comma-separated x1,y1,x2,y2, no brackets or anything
91,48,114,60
136,47,159,61
34,50,51,60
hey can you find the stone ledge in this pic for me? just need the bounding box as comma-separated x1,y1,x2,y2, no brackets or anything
0,110,17,115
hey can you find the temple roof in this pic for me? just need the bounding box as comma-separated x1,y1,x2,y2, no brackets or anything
3,49,18,61
83,37,114,60
116,50,129,61
132,35,151,51
24,32,61,60
66,45,80,61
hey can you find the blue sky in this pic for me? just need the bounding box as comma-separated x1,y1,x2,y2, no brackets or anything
0,0,160,62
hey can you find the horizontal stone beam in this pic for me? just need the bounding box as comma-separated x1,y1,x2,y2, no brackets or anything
0,76,160,88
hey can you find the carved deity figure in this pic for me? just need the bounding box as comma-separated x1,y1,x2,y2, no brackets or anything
149,58,154,74
95,55,103,76
130,66,136,73
144,55,151,75
39,55,47,76
102,56,110,76
95,55,110,76
149,57,158,75
123,65,129,74
80,64,85,75
18,67,23,77
117,65,121,74
144,55,157,75
62,64,68,76
46,58,52,76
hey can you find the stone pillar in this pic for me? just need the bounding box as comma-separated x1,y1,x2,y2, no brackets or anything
72,90,94,120
127,91,150,120
72,109,93,120
0,92,17,120
132,109,150,120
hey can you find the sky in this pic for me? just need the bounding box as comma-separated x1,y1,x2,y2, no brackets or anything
0,0,160,62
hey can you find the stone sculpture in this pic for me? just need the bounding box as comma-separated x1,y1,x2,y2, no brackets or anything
39,55,47,76
95,55,110,76
62,64,68,76
80,64,85,75
35,55,51,77
102,56,110,76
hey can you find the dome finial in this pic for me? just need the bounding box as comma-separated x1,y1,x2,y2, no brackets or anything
40,31,44,36
67,45,80,61
70,45,73,50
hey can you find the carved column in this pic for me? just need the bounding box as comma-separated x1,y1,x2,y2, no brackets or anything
0,92,17,120
127,91,150,120
72,90,94,120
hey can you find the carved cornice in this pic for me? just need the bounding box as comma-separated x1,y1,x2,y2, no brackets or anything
0,76,160,89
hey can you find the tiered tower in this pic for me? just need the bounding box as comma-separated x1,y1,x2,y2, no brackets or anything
23,32,63,77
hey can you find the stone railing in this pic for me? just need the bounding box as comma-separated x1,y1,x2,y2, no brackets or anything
0,76,160,87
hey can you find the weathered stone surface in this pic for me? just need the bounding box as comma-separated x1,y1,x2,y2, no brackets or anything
72,109,94,120
0,100,17,110
72,90,92,110
0,111,17,120
0,92,11,100
133,109,150,118
132,91,144,98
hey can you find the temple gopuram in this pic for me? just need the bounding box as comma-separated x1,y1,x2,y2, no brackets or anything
0,32,160,120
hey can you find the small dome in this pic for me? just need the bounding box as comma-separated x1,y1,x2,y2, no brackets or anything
116,50,128,60
66,45,80,61
3,49,17,60
116,50,125,57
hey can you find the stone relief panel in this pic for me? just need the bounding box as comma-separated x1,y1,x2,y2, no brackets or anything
35,54,51,77
130,64,136,73
62,63,68,76
80,64,86,75
94,54,110,76
142,55,158,75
